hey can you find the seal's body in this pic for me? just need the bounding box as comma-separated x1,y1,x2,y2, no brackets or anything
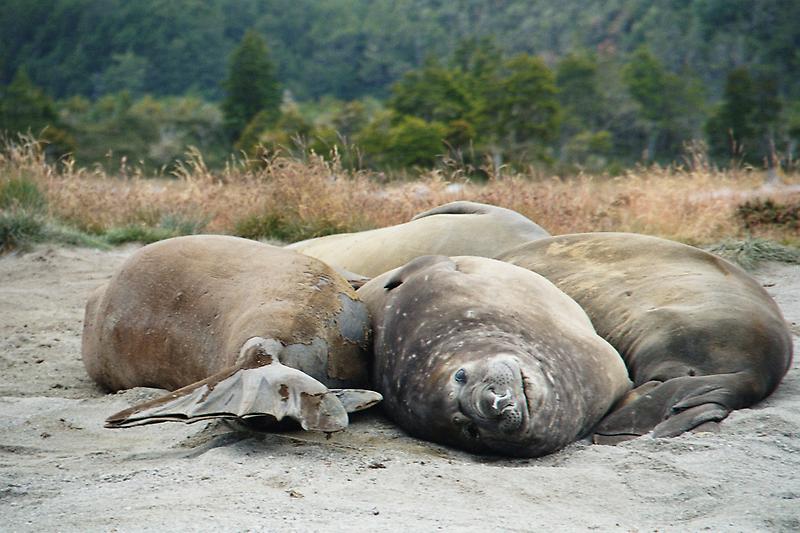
357,255,630,457
287,201,549,277
498,233,793,441
82,235,380,432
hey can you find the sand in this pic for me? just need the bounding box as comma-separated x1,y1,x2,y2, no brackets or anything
1,244,798,532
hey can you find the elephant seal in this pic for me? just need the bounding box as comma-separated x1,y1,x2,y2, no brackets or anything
497,233,794,442
82,235,381,433
356,255,631,457
286,201,549,277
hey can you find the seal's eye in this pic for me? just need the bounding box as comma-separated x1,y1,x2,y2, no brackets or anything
454,368,467,384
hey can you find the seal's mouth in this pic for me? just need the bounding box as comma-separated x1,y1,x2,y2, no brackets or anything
517,367,532,421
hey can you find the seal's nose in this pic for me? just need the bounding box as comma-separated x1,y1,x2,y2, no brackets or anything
479,386,516,416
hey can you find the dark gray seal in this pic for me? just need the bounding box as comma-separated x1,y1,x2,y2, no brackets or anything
82,235,381,433
356,255,630,457
286,201,550,277
497,232,794,442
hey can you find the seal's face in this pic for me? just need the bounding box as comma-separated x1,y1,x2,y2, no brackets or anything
442,353,548,455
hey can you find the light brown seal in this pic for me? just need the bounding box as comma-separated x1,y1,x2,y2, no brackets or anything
286,201,549,277
82,235,381,433
497,232,794,442
356,255,631,457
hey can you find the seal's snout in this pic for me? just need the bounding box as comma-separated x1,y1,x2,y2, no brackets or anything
478,385,524,434
469,357,528,434
479,386,515,416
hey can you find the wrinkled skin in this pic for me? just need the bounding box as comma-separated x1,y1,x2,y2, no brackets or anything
357,255,630,457
82,235,378,431
497,233,794,442
287,201,550,277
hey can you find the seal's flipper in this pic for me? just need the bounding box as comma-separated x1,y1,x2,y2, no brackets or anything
332,266,371,289
592,374,746,443
411,201,489,220
329,389,382,412
105,363,349,433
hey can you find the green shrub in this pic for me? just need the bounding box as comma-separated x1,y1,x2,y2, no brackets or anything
0,177,47,212
43,223,108,249
234,211,346,243
158,213,209,236
103,225,177,245
736,197,800,231
0,210,45,253
103,213,208,245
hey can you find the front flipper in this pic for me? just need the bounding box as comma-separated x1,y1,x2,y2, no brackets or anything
105,362,351,433
592,374,749,444
329,389,383,413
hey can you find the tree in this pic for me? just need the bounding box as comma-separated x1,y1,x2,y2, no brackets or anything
222,29,281,142
623,47,703,161
556,52,605,133
706,67,782,164
357,111,447,169
555,52,614,168
0,67,74,157
389,58,472,125
91,51,149,98
388,57,477,151
483,54,560,163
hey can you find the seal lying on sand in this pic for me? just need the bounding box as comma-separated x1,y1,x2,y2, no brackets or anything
497,233,794,442
82,235,381,433
286,201,549,277
356,255,631,457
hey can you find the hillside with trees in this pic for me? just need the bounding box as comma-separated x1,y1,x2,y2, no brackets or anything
1,0,799,173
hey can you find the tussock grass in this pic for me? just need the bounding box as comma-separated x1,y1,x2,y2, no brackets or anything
2,136,799,256
707,238,800,271
0,210,46,253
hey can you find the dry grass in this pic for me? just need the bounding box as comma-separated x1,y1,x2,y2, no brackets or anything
2,136,799,247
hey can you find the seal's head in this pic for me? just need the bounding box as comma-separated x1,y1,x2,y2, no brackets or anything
359,254,629,457
448,353,533,447
409,339,575,457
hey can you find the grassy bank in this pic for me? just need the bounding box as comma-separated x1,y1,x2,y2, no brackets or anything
2,138,799,262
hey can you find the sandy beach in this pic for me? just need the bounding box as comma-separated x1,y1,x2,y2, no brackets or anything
1,244,798,532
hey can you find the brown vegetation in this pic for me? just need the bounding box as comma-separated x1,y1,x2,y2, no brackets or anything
2,138,799,247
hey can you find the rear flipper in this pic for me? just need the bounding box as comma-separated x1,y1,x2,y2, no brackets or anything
106,360,382,433
592,373,752,444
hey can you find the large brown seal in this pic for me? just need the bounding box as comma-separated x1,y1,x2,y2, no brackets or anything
356,255,631,457
82,235,381,433
497,233,794,442
286,201,549,277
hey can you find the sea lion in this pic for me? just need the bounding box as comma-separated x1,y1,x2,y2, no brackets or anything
356,255,631,457
286,201,549,277
497,233,794,442
82,235,381,433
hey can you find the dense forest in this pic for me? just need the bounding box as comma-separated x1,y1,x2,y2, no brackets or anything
1,0,799,174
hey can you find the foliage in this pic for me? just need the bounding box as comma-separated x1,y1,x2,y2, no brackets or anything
222,29,281,142
706,67,783,165
0,69,75,159
233,211,344,243
389,58,474,127
0,210,45,253
3,1,800,172
0,176,47,212
622,48,703,162
382,47,561,169
357,112,448,169
707,238,800,271
736,197,799,231
59,93,227,172
6,133,799,253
